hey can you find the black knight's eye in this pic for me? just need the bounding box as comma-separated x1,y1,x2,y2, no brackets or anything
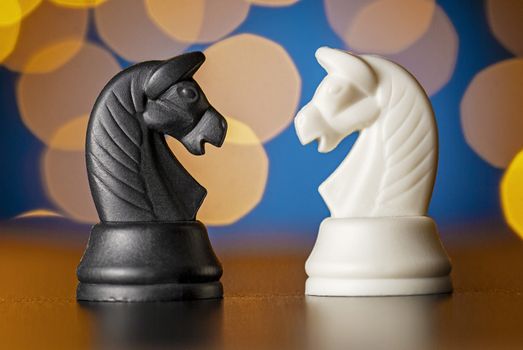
178,86,198,101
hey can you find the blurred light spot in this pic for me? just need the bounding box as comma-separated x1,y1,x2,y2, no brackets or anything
0,0,21,26
501,150,523,240
324,0,369,39
15,209,63,219
225,117,260,145
347,0,435,54
461,58,523,168
23,39,84,74
145,0,249,43
195,34,301,143
487,0,523,57
18,42,120,149
245,0,299,7
95,0,188,62
49,114,89,151
18,0,42,18
0,0,42,25
168,134,269,226
0,21,19,63
388,5,457,95
50,0,107,8
42,148,98,223
3,1,87,73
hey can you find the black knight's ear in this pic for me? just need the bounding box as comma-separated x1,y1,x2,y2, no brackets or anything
145,51,205,100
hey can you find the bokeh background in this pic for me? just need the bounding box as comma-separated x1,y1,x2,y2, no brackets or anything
1,0,522,240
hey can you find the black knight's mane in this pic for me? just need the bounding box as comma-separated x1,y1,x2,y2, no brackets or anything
86,62,206,223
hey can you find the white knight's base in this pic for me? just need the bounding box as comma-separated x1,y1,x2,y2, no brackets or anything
305,217,452,296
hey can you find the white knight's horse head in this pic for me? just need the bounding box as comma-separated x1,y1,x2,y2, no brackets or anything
295,48,380,152
295,47,437,218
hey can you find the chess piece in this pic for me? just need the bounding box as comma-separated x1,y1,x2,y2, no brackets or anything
295,47,452,296
77,52,227,301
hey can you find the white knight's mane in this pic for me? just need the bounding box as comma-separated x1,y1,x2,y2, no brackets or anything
373,58,437,215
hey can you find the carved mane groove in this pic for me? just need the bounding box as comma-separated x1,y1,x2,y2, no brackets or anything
376,61,437,215
87,75,156,221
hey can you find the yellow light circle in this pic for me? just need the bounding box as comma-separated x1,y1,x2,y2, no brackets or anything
50,0,107,8
17,42,121,150
18,0,42,18
23,39,84,75
0,0,22,26
48,114,90,151
225,117,260,145
461,58,523,168
501,150,523,239
0,21,20,63
167,118,269,225
3,1,88,73
195,34,301,144
145,0,250,43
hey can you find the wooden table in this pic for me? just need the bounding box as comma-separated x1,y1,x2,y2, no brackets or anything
1,220,522,349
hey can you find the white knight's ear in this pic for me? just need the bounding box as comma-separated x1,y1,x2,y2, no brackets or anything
315,47,377,95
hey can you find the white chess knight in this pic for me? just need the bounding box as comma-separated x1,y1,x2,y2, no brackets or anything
295,47,452,296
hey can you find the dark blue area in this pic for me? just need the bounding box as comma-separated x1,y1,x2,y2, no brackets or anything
0,1,513,235
0,67,51,216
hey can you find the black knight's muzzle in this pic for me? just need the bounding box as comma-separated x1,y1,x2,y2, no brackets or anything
181,106,228,155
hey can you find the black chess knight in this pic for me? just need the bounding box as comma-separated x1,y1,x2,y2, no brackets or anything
77,52,227,302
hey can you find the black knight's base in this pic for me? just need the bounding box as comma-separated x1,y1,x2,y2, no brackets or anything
77,221,223,302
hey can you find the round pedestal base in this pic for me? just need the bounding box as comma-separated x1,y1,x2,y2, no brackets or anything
305,217,452,297
77,281,223,302
77,221,223,302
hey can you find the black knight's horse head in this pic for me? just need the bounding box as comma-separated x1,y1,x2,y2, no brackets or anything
86,52,227,223
143,52,226,155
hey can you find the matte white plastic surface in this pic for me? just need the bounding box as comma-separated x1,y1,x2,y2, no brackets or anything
295,47,452,296
305,217,452,296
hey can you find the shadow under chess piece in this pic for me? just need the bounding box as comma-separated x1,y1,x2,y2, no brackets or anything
305,295,447,350
77,52,227,301
80,299,223,350
295,47,452,296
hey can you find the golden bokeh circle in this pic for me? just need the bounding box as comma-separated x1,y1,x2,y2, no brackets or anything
3,1,88,73
0,0,22,26
42,147,98,223
94,0,189,62
387,4,458,95
17,42,121,150
461,58,523,168
48,114,90,151
17,0,42,18
167,121,269,225
486,0,523,57
195,34,301,144
501,150,523,239
144,0,250,43
0,20,20,64
347,0,435,54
